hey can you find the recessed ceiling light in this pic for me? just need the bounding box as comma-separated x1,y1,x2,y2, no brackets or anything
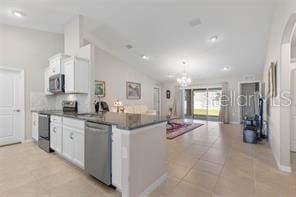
222,66,231,71
11,10,25,18
210,36,218,42
141,55,149,60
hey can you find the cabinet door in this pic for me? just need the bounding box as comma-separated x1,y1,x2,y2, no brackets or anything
31,113,39,141
73,130,84,169
64,60,75,93
44,68,53,95
50,123,57,151
49,59,61,76
56,124,63,154
50,123,62,153
62,126,74,161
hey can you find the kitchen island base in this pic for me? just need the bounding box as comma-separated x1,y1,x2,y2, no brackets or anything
112,122,167,197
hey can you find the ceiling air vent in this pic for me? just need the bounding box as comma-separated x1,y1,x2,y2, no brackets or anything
189,18,202,27
243,75,256,81
125,44,133,49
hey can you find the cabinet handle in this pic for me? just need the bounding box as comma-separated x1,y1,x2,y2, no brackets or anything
53,127,56,133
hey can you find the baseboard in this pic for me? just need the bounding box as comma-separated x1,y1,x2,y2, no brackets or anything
279,165,292,173
229,121,240,124
274,154,292,173
22,139,33,143
139,173,167,197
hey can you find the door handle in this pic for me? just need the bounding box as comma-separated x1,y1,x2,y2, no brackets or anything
14,109,21,112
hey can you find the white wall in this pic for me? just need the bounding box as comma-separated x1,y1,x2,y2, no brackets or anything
161,75,261,123
0,24,63,139
64,16,83,56
94,47,160,109
262,0,296,170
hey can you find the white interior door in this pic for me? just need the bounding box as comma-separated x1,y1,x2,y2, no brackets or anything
153,88,160,116
291,69,296,152
0,69,23,146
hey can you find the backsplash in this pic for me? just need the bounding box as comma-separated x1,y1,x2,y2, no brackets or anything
56,94,91,113
30,92,91,113
30,92,56,111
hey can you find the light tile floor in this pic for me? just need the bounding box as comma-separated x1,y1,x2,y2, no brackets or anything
0,121,295,197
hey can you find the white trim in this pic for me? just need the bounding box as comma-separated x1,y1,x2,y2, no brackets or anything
22,139,34,143
139,173,167,197
229,121,240,124
275,156,292,173
0,66,25,143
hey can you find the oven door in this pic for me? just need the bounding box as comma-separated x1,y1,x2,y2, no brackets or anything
38,114,50,140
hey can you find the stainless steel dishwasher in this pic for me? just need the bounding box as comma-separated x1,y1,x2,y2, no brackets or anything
85,122,112,186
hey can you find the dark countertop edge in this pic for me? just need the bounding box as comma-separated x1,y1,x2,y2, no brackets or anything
85,119,168,130
31,110,168,131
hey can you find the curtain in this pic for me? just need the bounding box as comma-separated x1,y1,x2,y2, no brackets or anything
219,82,229,124
173,86,183,117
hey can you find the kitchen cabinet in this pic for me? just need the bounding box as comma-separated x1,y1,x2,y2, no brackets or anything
50,116,63,154
31,112,39,141
62,117,85,169
44,67,53,95
48,53,69,76
63,57,89,94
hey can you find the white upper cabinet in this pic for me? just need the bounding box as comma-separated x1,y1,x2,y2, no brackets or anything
48,53,69,76
44,67,53,95
63,57,89,94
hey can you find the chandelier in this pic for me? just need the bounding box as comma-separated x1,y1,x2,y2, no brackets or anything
177,61,192,87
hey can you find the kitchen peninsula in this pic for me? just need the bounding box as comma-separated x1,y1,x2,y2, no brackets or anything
33,110,168,197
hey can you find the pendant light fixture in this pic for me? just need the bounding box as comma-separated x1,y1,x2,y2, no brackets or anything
177,61,192,87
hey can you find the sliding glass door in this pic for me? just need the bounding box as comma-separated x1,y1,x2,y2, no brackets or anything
193,89,208,119
207,88,222,120
189,88,222,121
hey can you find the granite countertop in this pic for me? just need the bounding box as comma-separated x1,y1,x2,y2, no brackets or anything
33,110,169,130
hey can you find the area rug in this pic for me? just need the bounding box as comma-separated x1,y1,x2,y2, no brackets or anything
166,120,203,139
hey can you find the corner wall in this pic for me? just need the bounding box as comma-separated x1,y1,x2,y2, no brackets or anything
262,0,296,171
0,24,63,139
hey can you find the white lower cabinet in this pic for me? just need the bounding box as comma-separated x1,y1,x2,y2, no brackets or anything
62,118,85,169
50,123,62,154
62,126,74,161
31,112,39,141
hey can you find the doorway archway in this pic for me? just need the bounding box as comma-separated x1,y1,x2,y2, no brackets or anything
278,13,296,172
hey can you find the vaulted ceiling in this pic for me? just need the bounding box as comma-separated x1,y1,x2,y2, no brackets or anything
0,0,275,82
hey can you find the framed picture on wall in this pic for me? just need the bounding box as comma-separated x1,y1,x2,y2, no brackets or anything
268,62,277,97
126,81,141,99
166,90,171,99
95,80,106,97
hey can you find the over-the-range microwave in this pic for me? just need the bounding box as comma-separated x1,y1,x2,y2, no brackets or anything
49,74,65,93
